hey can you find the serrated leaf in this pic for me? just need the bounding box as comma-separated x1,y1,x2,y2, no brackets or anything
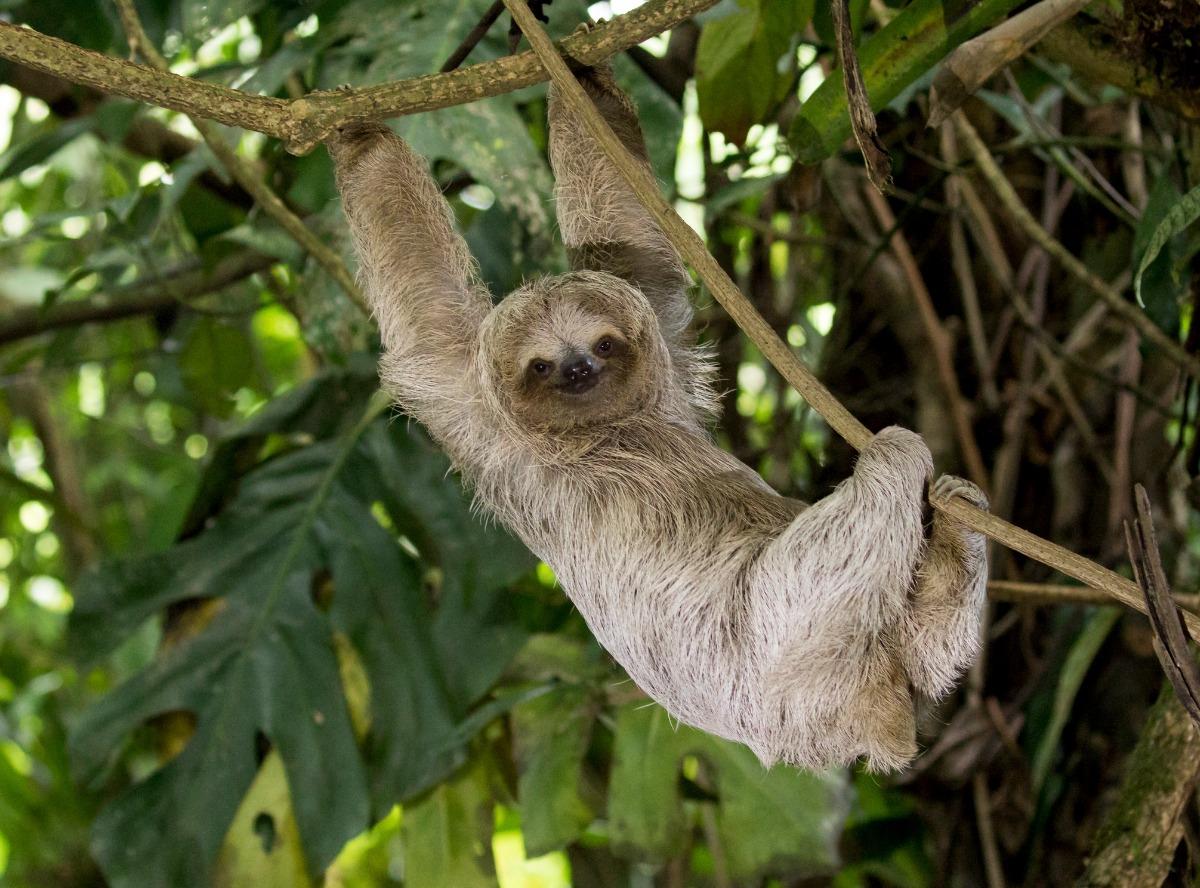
72,402,388,888
608,703,849,880
71,382,535,886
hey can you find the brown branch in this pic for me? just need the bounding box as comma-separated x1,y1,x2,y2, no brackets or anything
988,580,1200,614
505,0,1200,638
1126,485,1200,727
0,251,272,347
0,0,718,154
929,0,1091,128
111,0,367,316
953,112,1200,382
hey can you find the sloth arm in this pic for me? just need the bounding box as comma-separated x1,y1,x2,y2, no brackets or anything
547,65,694,349
328,122,493,459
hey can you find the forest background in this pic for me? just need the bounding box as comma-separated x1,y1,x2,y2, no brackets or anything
1,0,1199,885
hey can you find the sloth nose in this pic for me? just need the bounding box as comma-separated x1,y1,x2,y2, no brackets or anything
560,355,600,390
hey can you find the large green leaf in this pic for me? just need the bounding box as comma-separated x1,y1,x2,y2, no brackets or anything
695,0,811,146
608,703,850,880
789,0,1024,164
70,366,535,886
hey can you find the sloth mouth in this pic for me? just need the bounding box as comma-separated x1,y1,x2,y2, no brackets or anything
556,373,602,395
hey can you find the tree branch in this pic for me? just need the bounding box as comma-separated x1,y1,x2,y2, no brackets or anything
1078,678,1200,887
111,0,367,315
504,0,1200,637
0,0,718,155
0,251,273,347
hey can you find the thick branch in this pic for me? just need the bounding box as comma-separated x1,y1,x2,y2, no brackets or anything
0,251,272,347
505,0,1200,637
1078,679,1200,887
0,0,718,154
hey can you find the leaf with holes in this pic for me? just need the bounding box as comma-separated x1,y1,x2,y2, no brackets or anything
70,369,535,886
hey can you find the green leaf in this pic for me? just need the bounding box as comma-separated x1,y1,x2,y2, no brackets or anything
401,761,496,888
0,118,93,181
1134,181,1200,328
1029,607,1120,796
178,316,258,418
70,376,534,886
608,703,850,880
789,0,1024,164
512,685,595,855
695,0,811,145
72,397,389,888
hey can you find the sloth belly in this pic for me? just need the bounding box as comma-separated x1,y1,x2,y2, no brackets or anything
531,485,792,748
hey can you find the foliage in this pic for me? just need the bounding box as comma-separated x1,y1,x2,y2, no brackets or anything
1,0,1200,886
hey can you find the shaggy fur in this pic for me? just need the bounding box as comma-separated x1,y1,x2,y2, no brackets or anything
327,65,989,771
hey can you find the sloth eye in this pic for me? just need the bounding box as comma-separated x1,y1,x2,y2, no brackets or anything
595,337,613,355
531,360,552,376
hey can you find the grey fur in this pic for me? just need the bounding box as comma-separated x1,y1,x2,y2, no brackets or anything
327,65,988,771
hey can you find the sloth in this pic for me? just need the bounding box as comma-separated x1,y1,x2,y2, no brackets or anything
327,62,989,771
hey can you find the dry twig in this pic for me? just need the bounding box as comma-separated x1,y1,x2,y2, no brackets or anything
832,0,891,193
1125,484,1200,726
953,112,1200,381
929,0,1091,128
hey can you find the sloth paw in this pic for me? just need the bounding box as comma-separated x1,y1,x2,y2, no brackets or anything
930,474,989,512
326,120,392,168
860,426,933,487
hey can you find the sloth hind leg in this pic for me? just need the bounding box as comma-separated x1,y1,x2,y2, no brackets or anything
901,475,989,699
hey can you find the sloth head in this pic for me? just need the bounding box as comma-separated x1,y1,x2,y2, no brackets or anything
480,271,666,432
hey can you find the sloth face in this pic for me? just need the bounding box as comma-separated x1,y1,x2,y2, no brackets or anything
482,271,663,431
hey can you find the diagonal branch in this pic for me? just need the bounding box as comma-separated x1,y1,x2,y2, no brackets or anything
1126,484,1200,726
503,0,1200,637
0,0,717,154
110,0,366,314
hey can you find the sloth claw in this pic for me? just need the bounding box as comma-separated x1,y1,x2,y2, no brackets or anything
931,474,989,511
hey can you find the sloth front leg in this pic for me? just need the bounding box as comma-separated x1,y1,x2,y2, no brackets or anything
327,122,492,459
547,61,693,345
901,475,989,698
755,427,932,769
